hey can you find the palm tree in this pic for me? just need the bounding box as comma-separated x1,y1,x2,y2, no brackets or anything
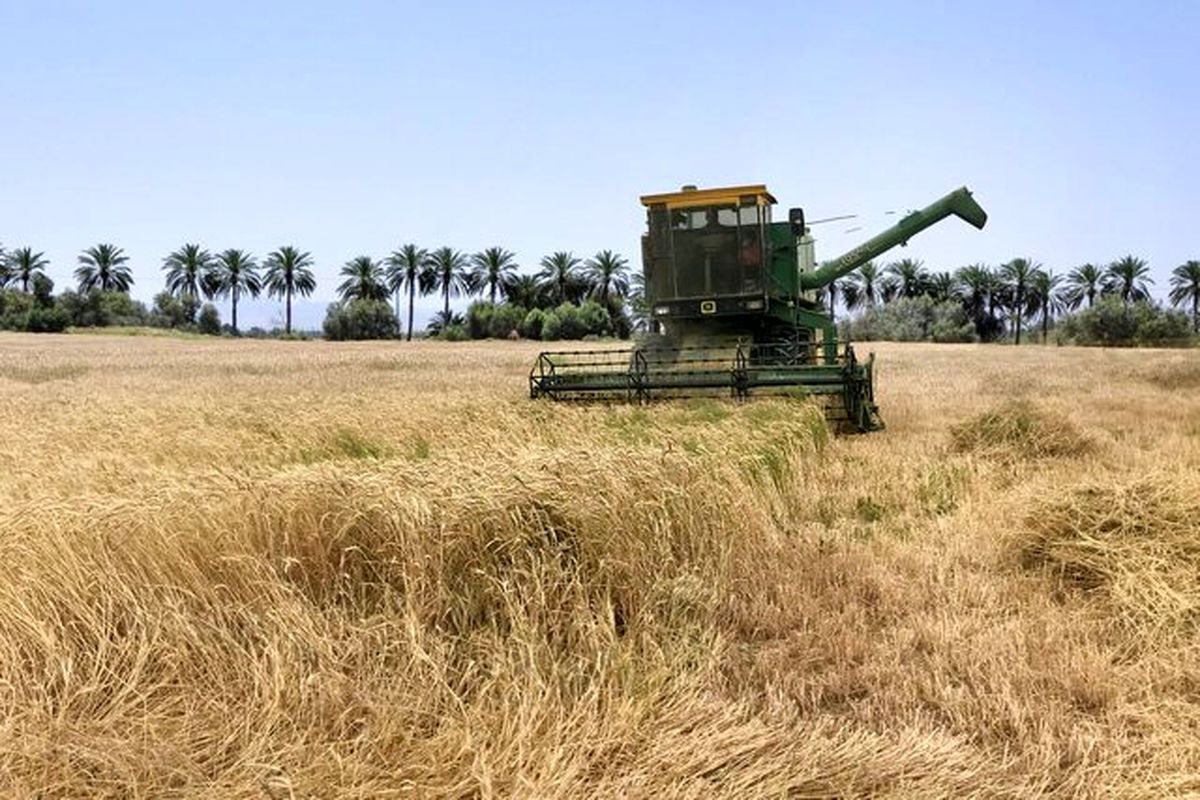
1063,263,1104,310
927,271,960,303
1169,260,1200,332
537,251,582,304
1027,269,1064,343
385,244,429,341
885,258,928,299
505,273,543,310
426,310,465,336
1000,257,1039,344
955,263,1004,340
955,264,991,315
424,247,472,319
162,244,215,301
470,247,519,305
843,261,886,310
8,248,49,293
627,270,651,332
262,246,316,335
210,249,261,334
818,280,841,322
0,243,7,287
337,256,388,303
583,249,630,308
1104,255,1153,310
76,243,134,293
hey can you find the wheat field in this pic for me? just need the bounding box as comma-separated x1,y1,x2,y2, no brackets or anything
0,333,1198,798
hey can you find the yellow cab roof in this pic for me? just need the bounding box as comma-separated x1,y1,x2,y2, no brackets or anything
639,184,777,210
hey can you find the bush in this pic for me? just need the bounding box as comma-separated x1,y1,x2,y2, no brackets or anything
150,292,201,329
542,304,586,341
57,290,148,328
488,303,527,339
930,302,976,343
440,324,469,342
31,274,55,308
1056,298,1194,347
323,299,399,341
197,304,222,335
578,300,613,337
465,301,495,339
0,289,69,333
98,292,148,327
1132,305,1193,346
520,308,549,340
21,305,70,333
0,290,34,327
843,297,974,343
465,301,531,339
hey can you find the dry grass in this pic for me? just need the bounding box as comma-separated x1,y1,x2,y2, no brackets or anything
1,333,1199,797
949,399,1093,460
1017,471,1200,636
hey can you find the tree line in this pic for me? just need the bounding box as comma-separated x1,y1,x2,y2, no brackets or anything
0,242,634,339
2,241,1198,343
828,255,1200,342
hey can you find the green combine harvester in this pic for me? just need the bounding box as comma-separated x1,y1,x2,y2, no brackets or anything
530,183,988,431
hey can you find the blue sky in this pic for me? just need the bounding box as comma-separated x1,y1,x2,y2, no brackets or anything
1,1,1197,330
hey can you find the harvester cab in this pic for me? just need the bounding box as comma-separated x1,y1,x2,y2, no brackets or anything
530,183,988,432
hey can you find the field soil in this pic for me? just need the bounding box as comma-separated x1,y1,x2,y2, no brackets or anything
1,333,1199,797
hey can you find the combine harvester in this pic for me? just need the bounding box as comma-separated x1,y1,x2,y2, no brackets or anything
530,184,987,431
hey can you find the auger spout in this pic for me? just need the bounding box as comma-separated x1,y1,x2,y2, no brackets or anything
798,186,987,290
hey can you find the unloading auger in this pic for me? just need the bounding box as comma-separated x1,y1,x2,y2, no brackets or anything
530,184,988,432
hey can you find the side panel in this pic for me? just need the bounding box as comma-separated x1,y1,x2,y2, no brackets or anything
766,222,798,300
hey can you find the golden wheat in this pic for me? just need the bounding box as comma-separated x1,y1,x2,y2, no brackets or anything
1,333,1198,797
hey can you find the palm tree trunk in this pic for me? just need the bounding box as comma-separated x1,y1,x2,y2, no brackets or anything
1014,300,1022,345
285,289,293,335
232,286,239,334
1193,295,1198,333
490,283,496,305
1042,310,1049,343
443,284,450,320
407,283,415,342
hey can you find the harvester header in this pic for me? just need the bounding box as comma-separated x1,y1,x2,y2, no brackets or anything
530,182,988,432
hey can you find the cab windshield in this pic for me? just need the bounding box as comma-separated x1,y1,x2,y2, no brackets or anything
646,199,766,301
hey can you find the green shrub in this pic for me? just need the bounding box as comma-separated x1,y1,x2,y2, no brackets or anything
31,274,55,307
930,302,976,343
150,292,200,329
22,305,70,333
323,299,399,341
57,290,148,328
488,303,527,339
1133,305,1193,346
520,308,549,340
0,290,34,327
1056,298,1194,347
466,301,495,339
843,297,974,343
197,304,222,335
440,324,469,342
0,289,68,333
578,300,613,337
